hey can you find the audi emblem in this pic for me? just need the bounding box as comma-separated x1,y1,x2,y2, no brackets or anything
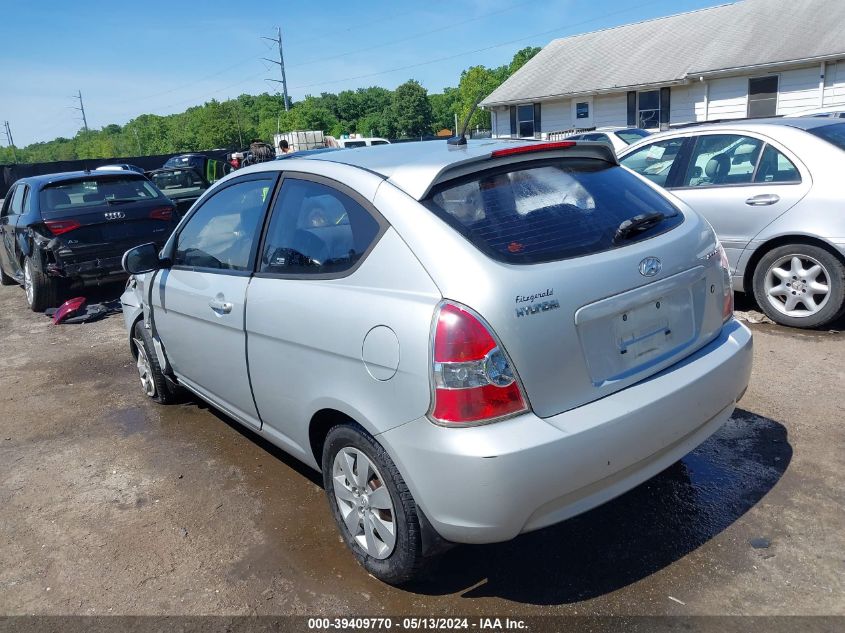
639,256,662,277
104,211,125,221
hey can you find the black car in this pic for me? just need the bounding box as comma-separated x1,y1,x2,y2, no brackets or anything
146,167,209,217
162,153,233,183
0,171,177,311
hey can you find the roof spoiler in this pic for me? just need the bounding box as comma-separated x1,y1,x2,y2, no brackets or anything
420,140,618,200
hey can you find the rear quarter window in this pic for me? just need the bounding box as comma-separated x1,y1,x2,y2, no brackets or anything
423,158,683,264
807,122,845,151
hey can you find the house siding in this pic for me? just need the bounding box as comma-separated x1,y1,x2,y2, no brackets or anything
489,59,845,138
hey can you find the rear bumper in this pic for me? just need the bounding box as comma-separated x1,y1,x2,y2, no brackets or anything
380,319,753,544
48,254,126,280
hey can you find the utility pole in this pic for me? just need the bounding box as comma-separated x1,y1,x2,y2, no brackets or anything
133,128,142,155
2,121,18,162
72,90,89,132
262,26,290,111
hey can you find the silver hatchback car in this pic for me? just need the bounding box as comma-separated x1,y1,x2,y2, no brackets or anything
619,118,845,328
121,139,752,583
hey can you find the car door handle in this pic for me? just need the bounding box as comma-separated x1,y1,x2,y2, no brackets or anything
745,194,780,206
208,298,233,315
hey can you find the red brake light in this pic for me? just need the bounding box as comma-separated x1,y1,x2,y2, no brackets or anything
431,302,528,425
149,206,174,221
491,141,576,158
44,219,81,236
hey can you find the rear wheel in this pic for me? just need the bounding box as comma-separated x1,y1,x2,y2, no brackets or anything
132,320,180,404
752,244,845,328
322,424,427,585
23,257,59,312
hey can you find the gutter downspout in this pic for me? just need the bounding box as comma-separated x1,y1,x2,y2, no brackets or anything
819,61,827,108
701,76,710,121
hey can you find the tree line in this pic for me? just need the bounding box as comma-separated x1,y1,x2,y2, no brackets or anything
0,47,540,164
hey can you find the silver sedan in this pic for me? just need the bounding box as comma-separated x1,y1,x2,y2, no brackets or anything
121,139,752,583
619,117,845,328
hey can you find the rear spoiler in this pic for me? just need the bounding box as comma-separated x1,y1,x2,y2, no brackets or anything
420,140,618,200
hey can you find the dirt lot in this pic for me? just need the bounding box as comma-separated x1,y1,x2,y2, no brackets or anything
0,284,843,617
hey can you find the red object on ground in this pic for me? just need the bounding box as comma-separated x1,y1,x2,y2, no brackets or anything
52,297,87,325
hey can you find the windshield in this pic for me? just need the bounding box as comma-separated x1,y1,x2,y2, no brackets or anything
807,122,845,151
39,176,164,213
615,129,651,144
150,169,206,196
423,158,682,264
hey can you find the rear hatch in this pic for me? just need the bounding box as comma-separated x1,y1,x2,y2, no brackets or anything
419,153,729,418
39,174,176,266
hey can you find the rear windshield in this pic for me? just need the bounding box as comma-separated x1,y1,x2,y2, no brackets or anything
150,169,206,196
807,122,845,151
423,158,683,264
615,129,650,145
40,176,164,213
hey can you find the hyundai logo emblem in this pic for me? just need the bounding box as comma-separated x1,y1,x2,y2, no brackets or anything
639,256,662,277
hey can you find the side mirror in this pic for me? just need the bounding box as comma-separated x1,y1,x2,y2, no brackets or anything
122,242,168,274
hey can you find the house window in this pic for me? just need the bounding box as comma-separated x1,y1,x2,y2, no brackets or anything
576,102,590,119
748,76,779,118
638,90,660,129
510,103,541,137
518,104,535,137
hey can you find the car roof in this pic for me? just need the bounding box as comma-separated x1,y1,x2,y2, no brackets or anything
307,138,617,199
668,116,842,133
17,170,146,189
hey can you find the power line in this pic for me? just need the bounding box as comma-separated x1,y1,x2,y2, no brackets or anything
71,90,89,132
287,0,664,92
261,26,290,111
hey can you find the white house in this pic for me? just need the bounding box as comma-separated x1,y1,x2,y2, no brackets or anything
481,0,845,138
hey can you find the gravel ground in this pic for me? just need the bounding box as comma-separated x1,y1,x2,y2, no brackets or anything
0,284,843,617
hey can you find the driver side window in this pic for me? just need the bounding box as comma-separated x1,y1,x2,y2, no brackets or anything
174,177,273,271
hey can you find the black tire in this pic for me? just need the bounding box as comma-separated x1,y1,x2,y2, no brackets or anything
23,256,59,312
322,424,427,585
0,264,14,286
752,244,845,329
132,320,180,404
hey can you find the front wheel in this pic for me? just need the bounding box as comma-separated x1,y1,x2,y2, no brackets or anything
752,244,845,328
322,424,427,585
132,320,180,404
23,257,59,312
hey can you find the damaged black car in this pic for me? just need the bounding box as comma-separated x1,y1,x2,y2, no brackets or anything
0,171,177,311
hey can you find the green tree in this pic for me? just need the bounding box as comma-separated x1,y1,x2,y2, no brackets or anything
508,46,541,75
429,87,460,133
389,80,432,138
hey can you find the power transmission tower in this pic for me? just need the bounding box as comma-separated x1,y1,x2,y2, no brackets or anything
2,120,18,162
262,27,290,111
72,90,89,132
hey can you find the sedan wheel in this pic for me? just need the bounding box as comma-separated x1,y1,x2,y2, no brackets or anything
332,447,396,559
753,244,845,328
133,337,157,398
23,259,34,306
764,254,830,318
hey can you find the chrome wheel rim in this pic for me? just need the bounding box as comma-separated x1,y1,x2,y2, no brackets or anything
23,260,33,306
133,338,156,397
332,447,396,559
764,254,831,318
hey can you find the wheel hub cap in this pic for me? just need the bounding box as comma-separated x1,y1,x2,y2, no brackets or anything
133,338,156,397
332,447,396,560
764,255,830,318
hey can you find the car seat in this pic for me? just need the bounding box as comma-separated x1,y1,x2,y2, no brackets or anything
704,154,731,184
44,189,71,209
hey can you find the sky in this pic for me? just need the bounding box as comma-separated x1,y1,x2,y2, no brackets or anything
1,0,730,147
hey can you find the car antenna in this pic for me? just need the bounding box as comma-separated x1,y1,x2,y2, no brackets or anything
448,89,485,146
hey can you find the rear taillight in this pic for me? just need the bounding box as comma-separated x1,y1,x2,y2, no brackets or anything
149,206,174,221
717,242,734,321
44,219,81,236
430,302,528,425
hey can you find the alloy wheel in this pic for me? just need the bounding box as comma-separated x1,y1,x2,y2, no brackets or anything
133,338,157,397
764,254,831,318
332,447,396,559
23,260,33,306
